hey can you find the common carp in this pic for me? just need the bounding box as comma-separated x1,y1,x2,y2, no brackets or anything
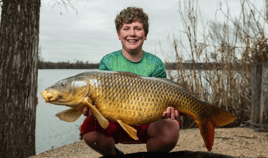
41,70,237,151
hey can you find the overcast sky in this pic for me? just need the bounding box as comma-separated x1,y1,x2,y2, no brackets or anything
18,0,268,63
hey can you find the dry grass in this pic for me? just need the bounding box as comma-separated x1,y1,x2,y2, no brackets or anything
166,0,268,128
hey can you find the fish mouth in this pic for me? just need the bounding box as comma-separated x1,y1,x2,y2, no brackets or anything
41,90,57,102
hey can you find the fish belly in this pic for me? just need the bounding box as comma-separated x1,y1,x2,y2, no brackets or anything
97,97,168,126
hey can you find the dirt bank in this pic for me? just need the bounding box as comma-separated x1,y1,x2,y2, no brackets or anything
29,127,268,158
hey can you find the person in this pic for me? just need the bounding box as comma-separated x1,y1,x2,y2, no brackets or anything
80,7,180,156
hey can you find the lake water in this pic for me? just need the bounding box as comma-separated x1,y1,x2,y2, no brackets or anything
36,70,87,154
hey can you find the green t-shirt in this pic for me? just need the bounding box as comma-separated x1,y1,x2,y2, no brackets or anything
99,50,166,78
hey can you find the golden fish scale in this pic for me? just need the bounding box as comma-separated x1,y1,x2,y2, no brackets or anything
87,72,205,125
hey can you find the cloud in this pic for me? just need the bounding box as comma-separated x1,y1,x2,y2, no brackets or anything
38,0,264,63
39,0,184,63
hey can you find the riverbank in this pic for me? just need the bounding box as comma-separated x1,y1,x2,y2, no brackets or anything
29,127,267,158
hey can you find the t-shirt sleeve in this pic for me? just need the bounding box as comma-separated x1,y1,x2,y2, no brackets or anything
151,60,167,78
99,56,110,71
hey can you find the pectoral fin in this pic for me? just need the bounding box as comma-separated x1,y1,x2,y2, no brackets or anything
117,120,138,140
56,108,82,122
83,97,109,129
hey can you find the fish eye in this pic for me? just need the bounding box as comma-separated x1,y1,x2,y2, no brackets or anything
60,81,66,87
58,95,62,99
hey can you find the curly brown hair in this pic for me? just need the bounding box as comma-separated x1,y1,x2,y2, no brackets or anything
115,7,149,35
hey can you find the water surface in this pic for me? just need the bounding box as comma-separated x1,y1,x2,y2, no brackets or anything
36,69,87,154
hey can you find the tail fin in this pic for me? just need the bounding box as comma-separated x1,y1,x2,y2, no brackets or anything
196,103,237,151
195,119,215,151
207,103,237,127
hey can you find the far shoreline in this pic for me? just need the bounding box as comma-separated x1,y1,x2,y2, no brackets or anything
38,61,230,70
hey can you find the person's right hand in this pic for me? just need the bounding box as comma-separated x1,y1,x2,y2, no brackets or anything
80,107,93,133
82,107,95,118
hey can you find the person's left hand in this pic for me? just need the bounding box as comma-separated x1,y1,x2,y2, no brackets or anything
162,107,180,121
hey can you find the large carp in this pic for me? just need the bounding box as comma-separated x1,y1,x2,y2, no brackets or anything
41,70,237,151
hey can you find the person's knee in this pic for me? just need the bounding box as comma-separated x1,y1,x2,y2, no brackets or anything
162,133,179,148
164,120,180,143
147,119,180,152
162,128,179,146
83,131,99,146
146,130,179,152
148,119,180,137
83,131,117,155
83,131,115,147
160,139,178,152
162,119,180,130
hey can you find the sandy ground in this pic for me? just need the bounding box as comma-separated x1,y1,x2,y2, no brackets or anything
29,127,268,158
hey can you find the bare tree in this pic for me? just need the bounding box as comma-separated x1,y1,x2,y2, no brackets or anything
266,0,268,21
0,0,40,157
170,0,268,128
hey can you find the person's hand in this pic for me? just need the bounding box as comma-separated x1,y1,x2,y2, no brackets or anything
82,107,95,118
162,107,179,120
80,107,94,133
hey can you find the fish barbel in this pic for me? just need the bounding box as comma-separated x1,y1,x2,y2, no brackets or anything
41,70,237,151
